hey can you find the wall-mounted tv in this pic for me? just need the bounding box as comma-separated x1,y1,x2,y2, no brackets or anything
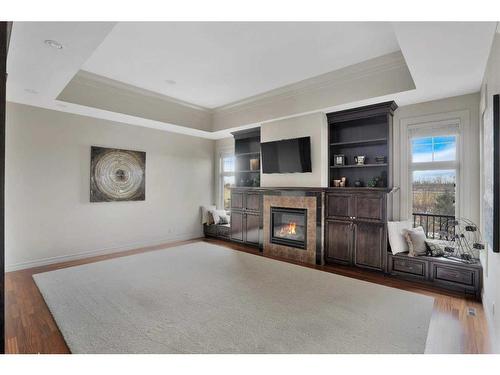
261,136,312,174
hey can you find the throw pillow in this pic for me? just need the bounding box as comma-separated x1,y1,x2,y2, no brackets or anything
209,209,230,225
387,220,412,254
403,226,427,256
201,205,216,225
425,239,448,257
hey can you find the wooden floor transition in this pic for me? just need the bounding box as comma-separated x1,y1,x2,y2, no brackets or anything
5,238,490,354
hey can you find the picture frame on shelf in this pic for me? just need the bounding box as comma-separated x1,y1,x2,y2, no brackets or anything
334,154,345,166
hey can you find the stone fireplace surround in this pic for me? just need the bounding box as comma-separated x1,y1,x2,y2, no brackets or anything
263,189,323,265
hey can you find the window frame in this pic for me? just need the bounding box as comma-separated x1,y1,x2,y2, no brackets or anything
219,150,235,211
407,120,461,218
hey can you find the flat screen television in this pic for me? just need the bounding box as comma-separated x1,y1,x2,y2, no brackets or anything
261,136,312,173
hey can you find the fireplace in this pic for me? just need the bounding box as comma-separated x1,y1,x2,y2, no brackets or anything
270,207,307,249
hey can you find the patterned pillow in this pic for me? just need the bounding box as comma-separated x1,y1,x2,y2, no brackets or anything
425,239,448,257
209,209,230,225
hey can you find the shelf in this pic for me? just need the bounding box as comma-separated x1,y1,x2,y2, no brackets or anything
235,152,261,157
329,138,387,147
330,163,387,169
236,170,260,173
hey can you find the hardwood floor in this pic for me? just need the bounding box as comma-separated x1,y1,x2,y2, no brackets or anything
5,238,491,354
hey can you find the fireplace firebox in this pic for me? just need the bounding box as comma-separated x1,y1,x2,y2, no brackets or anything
270,207,307,249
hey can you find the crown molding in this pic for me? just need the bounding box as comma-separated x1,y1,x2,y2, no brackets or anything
214,51,406,113
75,70,211,112
211,51,415,131
54,51,415,137
58,70,212,132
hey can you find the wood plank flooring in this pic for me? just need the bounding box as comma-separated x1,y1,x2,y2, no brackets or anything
4,238,491,354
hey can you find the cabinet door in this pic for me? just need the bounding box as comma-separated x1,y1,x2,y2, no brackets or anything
231,191,244,210
353,194,385,222
245,212,260,246
324,220,352,264
245,191,261,212
326,194,352,219
353,222,385,270
230,211,244,242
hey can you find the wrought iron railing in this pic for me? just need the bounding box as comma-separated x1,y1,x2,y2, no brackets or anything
412,212,455,240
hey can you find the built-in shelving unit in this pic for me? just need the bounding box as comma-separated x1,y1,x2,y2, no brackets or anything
232,128,261,187
327,101,397,188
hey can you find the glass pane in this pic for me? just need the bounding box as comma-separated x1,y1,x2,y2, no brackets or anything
223,176,235,210
411,135,456,163
412,170,455,215
412,143,433,162
222,156,235,173
433,139,456,161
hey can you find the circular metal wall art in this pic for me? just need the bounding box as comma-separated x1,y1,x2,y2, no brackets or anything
90,146,146,202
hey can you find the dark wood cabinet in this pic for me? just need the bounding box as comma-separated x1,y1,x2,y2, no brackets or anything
327,101,397,189
354,194,385,222
326,193,352,219
245,212,261,246
230,211,244,242
245,191,261,212
325,220,352,264
353,221,385,270
324,189,387,272
388,253,482,299
231,191,244,210
230,188,263,248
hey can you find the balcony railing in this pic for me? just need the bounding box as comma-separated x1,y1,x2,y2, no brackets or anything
412,212,455,240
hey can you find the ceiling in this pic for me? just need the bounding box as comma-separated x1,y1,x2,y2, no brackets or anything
6,22,499,139
82,22,400,109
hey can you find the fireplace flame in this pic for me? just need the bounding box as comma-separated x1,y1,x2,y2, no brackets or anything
279,221,297,236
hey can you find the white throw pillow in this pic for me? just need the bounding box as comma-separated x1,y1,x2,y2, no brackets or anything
209,209,230,225
201,205,216,225
387,220,412,254
403,226,427,257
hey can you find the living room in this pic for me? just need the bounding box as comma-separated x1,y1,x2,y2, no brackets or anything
1,1,500,372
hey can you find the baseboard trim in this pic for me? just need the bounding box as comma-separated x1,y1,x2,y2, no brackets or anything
5,232,203,272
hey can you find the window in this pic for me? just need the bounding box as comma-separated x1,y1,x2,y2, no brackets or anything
410,135,458,216
220,152,235,210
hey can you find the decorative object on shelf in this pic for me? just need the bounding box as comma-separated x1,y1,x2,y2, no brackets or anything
249,158,260,171
334,154,345,166
90,146,146,202
375,156,386,164
333,179,341,187
437,218,485,264
339,177,347,187
252,174,260,187
367,177,378,188
354,155,366,165
354,179,363,187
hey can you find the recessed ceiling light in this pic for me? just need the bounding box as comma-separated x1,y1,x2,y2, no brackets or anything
165,79,177,85
24,88,38,94
44,39,63,50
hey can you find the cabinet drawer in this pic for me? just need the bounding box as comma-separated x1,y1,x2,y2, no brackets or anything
217,225,230,239
393,258,425,277
433,265,474,286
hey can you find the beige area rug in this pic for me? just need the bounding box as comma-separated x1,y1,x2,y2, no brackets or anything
33,242,434,353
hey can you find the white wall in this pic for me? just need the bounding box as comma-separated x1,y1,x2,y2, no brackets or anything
5,102,214,271
479,31,500,353
260,112,328,188
392,93,480,224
